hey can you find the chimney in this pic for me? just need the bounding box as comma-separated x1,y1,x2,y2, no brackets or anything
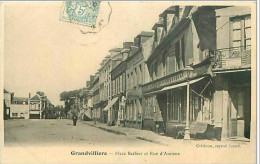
29,93,31,98
134,37,140,47
86,81,90,88
90,75,95,83
123,42,133,49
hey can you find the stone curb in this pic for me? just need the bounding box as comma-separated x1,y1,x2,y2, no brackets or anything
81,121,127,135
135,136,169,146
80,121,168,146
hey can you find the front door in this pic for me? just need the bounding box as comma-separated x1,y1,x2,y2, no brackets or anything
229,87,251,139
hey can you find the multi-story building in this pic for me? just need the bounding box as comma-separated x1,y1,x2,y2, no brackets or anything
142,5,252,141
125,31,154,129
28,91,48,119
99,48,123,124
143,6,218,138
3,89,13,119
110,42,133,126
212,6,251,140
10,96,29,119
92,74,101,122
80,5,252,141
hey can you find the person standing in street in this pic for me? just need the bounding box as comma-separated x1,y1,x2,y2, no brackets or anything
72,115,78,126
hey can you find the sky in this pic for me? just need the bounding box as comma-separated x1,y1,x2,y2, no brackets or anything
3,1,175,106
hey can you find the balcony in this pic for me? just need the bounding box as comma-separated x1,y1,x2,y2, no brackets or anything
212,46,251,70
143,67,194,94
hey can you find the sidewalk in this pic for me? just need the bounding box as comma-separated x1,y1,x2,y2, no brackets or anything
80,120,250,147
81,120,174,146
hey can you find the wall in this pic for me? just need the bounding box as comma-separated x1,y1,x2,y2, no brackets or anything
216,6,251,49
4,93,12,107
10,104,29,119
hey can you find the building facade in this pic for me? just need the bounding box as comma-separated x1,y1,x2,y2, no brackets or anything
125,32,154,129
143,6,217,138
3,89,12,119
110,42,133,126
10,96,29,119
212,6,251,140
99,48,123,125
80,5,252,141
28,91,49,119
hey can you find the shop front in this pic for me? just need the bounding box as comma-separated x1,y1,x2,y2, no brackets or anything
213,71,251,140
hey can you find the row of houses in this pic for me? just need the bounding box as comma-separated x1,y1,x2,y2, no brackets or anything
3,90,54,119
80,5,251,140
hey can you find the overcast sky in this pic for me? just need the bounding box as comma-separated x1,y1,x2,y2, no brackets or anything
3,1,175,106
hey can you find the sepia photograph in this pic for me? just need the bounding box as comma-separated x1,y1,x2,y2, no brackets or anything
0,1,257,164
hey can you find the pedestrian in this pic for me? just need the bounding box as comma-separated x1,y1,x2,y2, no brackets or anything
72,115,78,126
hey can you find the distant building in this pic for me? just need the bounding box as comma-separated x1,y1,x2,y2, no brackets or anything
3,89,12,119
10,96,29,119
125,32,154,129
111,42,133,126
92,75,100,122
28,92,49,119
99,48,123,125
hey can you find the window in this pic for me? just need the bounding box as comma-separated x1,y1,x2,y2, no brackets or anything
162,55,168,76
175,41,181,70
154,62,158,78
12,113,18,117
139,64,142,84
134,67,137,86
127,74,130,89
244,16,251,49
181,36,185,67
131,72,133,89
232,20,241,48
122,74,125,91
231,15,251,50
167,89,186,122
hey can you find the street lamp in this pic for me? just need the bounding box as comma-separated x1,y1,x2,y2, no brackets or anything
184,66,194,140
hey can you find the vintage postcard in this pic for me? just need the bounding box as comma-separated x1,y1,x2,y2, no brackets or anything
0,1,257,164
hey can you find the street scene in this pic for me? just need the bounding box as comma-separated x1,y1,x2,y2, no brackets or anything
3,1,253,151
4,119,160,147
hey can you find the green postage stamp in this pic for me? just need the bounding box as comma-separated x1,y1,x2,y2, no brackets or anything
60,1,101,27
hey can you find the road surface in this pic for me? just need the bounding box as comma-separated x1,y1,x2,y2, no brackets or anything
4,119,158,147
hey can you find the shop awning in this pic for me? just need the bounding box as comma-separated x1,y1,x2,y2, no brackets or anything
103,97,119,111
161,76,205,92
144,76,206,96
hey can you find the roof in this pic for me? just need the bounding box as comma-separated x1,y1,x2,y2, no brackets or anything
159,6,177,17
121,49,130,53
147,18,191,64
152,20,164,30
4,89,10,93
109,48,123,52
29,94,40,101
137,31,154,37
12,97,28,104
